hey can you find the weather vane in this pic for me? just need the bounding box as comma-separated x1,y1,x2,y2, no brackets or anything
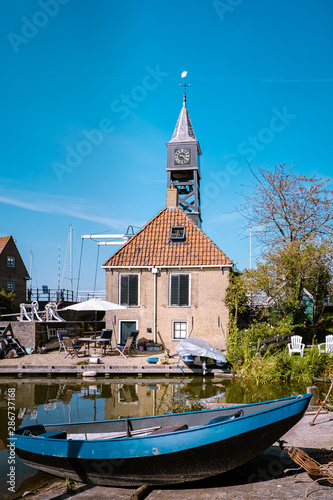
180,71,190,101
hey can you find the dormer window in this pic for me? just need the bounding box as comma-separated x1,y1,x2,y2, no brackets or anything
170,226,186,241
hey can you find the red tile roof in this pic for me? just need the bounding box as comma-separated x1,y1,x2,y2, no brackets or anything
0,236,11,254
103,207,232,268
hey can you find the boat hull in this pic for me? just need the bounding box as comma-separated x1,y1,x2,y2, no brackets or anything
14,394,311,486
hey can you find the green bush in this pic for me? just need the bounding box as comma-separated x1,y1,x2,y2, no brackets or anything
0,289,16,314
226,319,294,368
227,322,333,383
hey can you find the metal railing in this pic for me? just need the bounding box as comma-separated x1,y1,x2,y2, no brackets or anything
26,288,106,303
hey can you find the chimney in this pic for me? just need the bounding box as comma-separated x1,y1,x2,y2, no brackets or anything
166,188,178,208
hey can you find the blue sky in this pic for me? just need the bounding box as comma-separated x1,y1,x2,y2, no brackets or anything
1,0,333,293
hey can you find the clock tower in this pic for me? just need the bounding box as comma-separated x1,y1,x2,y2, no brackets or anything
166,93,202,227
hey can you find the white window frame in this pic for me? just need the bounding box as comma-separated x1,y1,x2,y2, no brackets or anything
169,273,191,307
172,320,188,341
118,319,138,345
7,282,15,291
119,273,140,307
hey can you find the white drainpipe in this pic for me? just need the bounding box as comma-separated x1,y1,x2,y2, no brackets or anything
151,268,158,343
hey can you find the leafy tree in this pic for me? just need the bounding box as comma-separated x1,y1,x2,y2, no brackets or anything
235,163,333,325
0,289,16,315
224,268,248,325
245,241,332,324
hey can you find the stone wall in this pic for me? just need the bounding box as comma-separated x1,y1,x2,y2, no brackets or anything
0,321,85,350
0,322,37,349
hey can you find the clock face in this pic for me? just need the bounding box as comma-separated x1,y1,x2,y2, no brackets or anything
174,148,190,165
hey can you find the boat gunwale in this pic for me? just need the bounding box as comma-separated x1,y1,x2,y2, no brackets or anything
15,393,309,433
14,394,311,446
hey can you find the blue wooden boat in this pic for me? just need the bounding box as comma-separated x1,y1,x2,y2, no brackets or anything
13,394,311,486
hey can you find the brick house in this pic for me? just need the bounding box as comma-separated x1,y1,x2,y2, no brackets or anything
103,190,232,351
0,236,29,307
103,94,232,351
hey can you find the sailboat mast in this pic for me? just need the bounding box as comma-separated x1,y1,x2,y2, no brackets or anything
29,251,33,288
58,245,61,292
70,225,73,293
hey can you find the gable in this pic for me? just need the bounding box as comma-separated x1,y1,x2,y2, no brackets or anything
0,236,29,277
103,207,232,268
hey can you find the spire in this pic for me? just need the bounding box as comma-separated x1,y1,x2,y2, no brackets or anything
168,71,201,153
169,92,198,144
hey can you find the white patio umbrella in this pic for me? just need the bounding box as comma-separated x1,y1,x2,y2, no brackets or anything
64,299,127,336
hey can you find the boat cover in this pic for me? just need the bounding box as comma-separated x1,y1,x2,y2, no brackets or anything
176,338,227,363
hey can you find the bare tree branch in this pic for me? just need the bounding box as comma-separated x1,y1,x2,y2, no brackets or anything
237,163,333,250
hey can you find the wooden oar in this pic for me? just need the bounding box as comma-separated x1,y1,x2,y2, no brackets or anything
68,426,162,440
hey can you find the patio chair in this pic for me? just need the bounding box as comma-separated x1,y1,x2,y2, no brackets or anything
130,330,139,350
63,337,83,358
287,335,305,357
96,329,113,355
57,330,69,353
318,335,333,356
116,337,134,358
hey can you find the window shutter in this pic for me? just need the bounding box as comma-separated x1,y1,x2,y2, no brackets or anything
179,275,189,306
128,275,138,306
170,275,179,305
170,274,189,306
120,275,138,306
120,276,128,305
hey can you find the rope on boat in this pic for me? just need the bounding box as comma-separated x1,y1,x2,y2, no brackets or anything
176,355,185,384
278,440,333,485
309,379,333,426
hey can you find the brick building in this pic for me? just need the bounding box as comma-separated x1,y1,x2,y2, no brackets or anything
103,189,232,351
103,91,232,351
0,236,29,308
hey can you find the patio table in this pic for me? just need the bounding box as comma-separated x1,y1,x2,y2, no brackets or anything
78,337,104,357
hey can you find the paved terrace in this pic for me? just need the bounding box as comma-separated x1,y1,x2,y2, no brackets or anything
0,346,228,377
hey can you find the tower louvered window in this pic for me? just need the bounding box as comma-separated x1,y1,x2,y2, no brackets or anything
120,274,139,306
170,274,190,306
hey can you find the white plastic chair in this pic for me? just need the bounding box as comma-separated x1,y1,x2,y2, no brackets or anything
287,335,305,357
318,335,333,356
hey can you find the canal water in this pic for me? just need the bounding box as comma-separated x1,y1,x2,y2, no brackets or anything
0,376,330,498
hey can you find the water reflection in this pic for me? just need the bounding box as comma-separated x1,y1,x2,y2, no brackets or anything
0,376,330,498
